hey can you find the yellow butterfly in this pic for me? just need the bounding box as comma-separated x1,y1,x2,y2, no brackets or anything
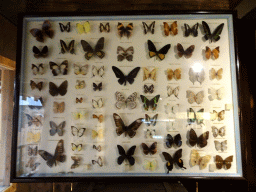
75,80,85,89
143,159,157,171
53,101,65,113
76,21,90,34
71,143,82,151
190,149,211,170
72,111,87,120
92,129,104,139
143,67,157,81
27,132,41,143
209,68,223,80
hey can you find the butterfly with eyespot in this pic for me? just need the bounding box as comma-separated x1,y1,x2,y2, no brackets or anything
202,21,224,43
184,23,199,37
53,102,65,113
49,121,65,136
92,65,104,77
215,155,233,169
71,126,86,137
72,111,86,120
31,64,44,75
167,86,179,98
92,129,104,139
75,80,85,89
30,20,54,42
205,46,219,59
60,40,75,54
140,95,160,111
28,146,38,156
39,139,65,167
117,23,133,38
26,157,40,171
113,113,143,138
71,143,82,151
188,128,209,148
93,82,102,91
81,37,105,60
117,145,136,165
186,90,204,104
117,46,134,61
162,149,186,173
190,149,211,170
144,84,154,94
166,68,181,80
208,87,224,101
166,134,182,148
76,21,90,34
59,22,70,32
143,67,157,81
71,156,80,169
76,97,83,103
99,23,110,32
115,92,137,109
177,43,195,58
143,159,157,171
30,80,43,91
212,126,226,138
27,132,41,143
189,68,205,85
209,68,223,80
163,21,178,36
144,114,158,126
92,98,103,108
210,110,225,121
25,114,43,127
92,114,104,123
92,156,103,167
33,46,48,58
145,129,156,139
93,145,102,152
147,40,171,61
112,66,140,86
187,108,204,126
142,21,155,34
74,64,89,75
49,80,68,96
214,140,227,152
49,60,68,76
141,142,157,155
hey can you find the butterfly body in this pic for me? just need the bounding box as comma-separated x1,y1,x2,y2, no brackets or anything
117,46,134,61
202,21,224,43
60,40,75,54
147,40,171,60
49,60,68,76
140,95,160,111
142,21,155,34
112,66,140,86
99,23,110,32
184,23,199,37
81,37,105,60
59,22,70,32
117,145,136,165
117,23,133,38
28,146,38,156
76,97,83,103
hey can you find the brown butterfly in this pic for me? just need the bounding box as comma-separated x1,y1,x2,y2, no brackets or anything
92,114,104,123
53,102,65,113
71,156,80,169
215,155,233,170
209,68,223,80
166,68,181,80
177,43,195,58
163,21,178,36
30,20,54,42
76,97,83,103
30,80,43,91
188,129,209,148
141,142,157,155
205,46,219,60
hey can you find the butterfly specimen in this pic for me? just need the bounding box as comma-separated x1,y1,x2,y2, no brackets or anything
117,46,134,61
143,159,157,171
214,140,227,152
147,40,171,60
145,129,156,139
33,46,48,58
144,114,158,126
71,143,82,151
190,149,211,170
187,108,204,126
30,80,43,91
71,156,80,169
81,37,105,60
28,146,38,156
208,87,224,101
141,142,157,155
189,68,205,85
210,110,225,121
184,23,199,37
177,43,195,58
92,114,104,123
99,23,110,32
93,145,102,152
115,92,137,109
117,22,133,38
76,21,91,34
49,80,68,96
72,111,86,120
27,132,41,143
140,95,160,111
112,66,140,86
166,134,182,148
30,20,54,42
142,21,155,34
26,157,40,171
202,21,224,43
167,86,179,98
59,22,70,32
75,80,85,89
205,46,219,59
143,67,157,81
165,103,179,115
49,121,65,136
93,82,102,91
92,129,104,139
53,102,65,113
74,64,89,75
92,98,103,108
188,128,209,148
39,139,66,167
186,90,204,104
113,113,143,138
117,145,136,165
166,68,181,80
215,155,233,169
144,84,154,94
49,60,68,76
163,21,178,36
25,114,43,127
162,149,186,173
60,40,75,54
71,126,86,137
209,68,223,80
212,126,226,138
92,156,103,167
32,64,44,75
92,70,104,82
76,97,83,103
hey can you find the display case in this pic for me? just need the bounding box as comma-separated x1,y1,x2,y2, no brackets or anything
11,11,244,182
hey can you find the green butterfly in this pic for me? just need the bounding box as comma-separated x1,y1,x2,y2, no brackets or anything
140,95,160,111
202,21,224,43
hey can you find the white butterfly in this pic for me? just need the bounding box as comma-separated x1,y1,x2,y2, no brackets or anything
189,68,205,85
210,110,225,121
165,103,179,115
145,129,156,139
166,119,178,131
214,140,227,152
212,126,226,138
72,111,87,120
167,86,179,98
32,64,44,75
92,65,104,77
190,149,211,170
143,159,157,171
115,92,137,109
186,90,204,104
92,98,103,108
74,64,89,75
208,87,224,101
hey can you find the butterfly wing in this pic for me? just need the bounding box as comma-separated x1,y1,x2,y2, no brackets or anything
166,134,174,148
39,150,56,167
113,113,126,136
212,46,220,59
31,64,39,75
212,23,224,42
205,46,212,59
198,131,209,148
60,40,68,54
81,40,94,60
186,90,196,104
112,66,126,85
157,44,171,60
117,145,126,165
174,134,182,147
149,95,160,110
126,92,137,109
30,28,44,42
126,145,136,165
170,21,178,35
42,20,54,38
177,43,185,57
56,121,65,136
163,22,170,36
191,23,199,37
190,149,200,167
173,149,185,169
189,129,198,147
147,40,157,58
162,152,174,173
126,67,141,85
199,155,211,170
218,110,225,121
215,155,224,169
126,118,143,138
202,21,212,41
223,155,233,169
184,45,195,57
140,95,150,111
49,121,57,136
94,37,105,59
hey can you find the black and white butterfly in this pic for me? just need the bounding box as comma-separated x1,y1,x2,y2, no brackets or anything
92,98,103,108
117,46,134,61
33,46,48,58
93,82,102,91
31,64,44,75
117,145,136,165
92,156,103,167
49,80,68,96
184,23,199,37
112,66,140,86
49,60,68,76
142,21,155,34
81,37,105,60
71,126,86,137
59,22,70,32
115,92,137,109
143,114,158,126
92,65,104,77
140,95,160,111
144,84,154,94
99,23,110,32
49,121,66,136
60,40,75,54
